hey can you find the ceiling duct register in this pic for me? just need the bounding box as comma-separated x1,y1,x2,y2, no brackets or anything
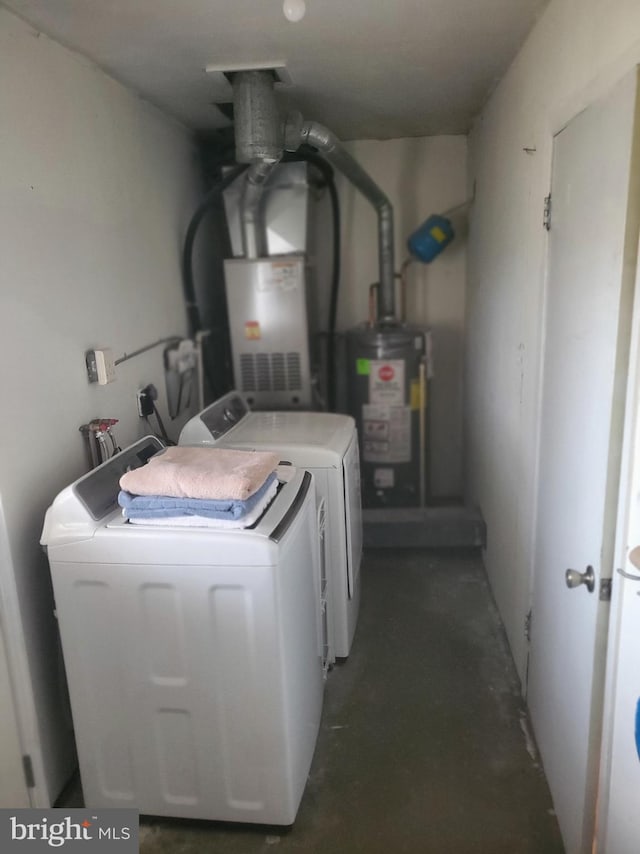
221,67,399,410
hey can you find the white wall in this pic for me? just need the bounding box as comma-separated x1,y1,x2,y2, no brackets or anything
334,137,467,498
0,8,204,804
467,0,640,679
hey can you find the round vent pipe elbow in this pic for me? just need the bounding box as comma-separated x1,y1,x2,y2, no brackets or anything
285,114,396,322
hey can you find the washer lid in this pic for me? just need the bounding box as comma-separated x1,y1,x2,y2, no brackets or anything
179,391,357,456
228,411,355,452
44,468,311,564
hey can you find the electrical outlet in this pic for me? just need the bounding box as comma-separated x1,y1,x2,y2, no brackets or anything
85,350,99,383
94,349,116,385
136,387,154,417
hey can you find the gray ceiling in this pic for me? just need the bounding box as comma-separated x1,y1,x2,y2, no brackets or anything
2,0,549,139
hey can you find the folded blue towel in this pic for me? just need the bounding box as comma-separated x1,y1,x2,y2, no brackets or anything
118,472,277,520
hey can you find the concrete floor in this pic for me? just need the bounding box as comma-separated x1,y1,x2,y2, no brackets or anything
60,549,565,853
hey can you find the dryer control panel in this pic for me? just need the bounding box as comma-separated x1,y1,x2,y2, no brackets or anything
182,391,250,444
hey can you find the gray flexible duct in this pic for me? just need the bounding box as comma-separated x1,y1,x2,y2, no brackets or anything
233,71,283,259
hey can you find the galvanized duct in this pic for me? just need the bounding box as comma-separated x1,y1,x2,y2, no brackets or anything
238,160,276,258
285,114,396,322
232,70,283,259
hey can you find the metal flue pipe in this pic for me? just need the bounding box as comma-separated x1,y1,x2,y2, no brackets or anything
238,160,276,258
232,70,283,258
285,113,396,322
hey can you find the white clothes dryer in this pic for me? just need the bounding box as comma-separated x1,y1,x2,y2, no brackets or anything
41,437,324,826
180,392,363,661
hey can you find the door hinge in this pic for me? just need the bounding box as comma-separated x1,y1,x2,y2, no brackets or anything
22,755,35,788
543,194,552,231
600,577,613,602
524,608,532,642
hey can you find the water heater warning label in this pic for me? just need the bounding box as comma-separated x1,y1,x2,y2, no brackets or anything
369,360,405,406
362,404,411,463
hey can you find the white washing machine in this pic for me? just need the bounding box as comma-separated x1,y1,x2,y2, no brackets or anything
41,437,324,826
180,391,363,661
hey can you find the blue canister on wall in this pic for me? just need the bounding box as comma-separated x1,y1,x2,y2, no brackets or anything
407,214,455,263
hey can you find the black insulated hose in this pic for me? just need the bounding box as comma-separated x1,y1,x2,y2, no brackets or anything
285,150,341,411
182,163,249,338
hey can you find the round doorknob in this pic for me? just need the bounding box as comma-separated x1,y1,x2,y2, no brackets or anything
565,565,595,593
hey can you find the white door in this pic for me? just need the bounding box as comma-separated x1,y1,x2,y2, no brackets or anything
596,260,640,853
0,499,30,807
0,496,77,808
0,623,30,807
528,69,640,854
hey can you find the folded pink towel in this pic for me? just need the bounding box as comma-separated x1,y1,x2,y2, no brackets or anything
119,446,280,501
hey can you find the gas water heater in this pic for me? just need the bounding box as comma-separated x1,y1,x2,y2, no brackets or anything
345,211,454,508
346,324,430,508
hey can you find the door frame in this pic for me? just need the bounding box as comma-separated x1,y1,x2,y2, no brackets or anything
0,497,49,807
595,220,640,849
0,618,30,807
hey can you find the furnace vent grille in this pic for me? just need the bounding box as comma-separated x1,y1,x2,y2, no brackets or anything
286,352,302,390
239,352,302,392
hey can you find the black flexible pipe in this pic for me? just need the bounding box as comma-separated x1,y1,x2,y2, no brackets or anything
182,163,248,338
182,163,248,402
325,173,341,411
284,149,341,411
321,166,341,412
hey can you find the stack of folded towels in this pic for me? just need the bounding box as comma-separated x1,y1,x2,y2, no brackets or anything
117,446,281,528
